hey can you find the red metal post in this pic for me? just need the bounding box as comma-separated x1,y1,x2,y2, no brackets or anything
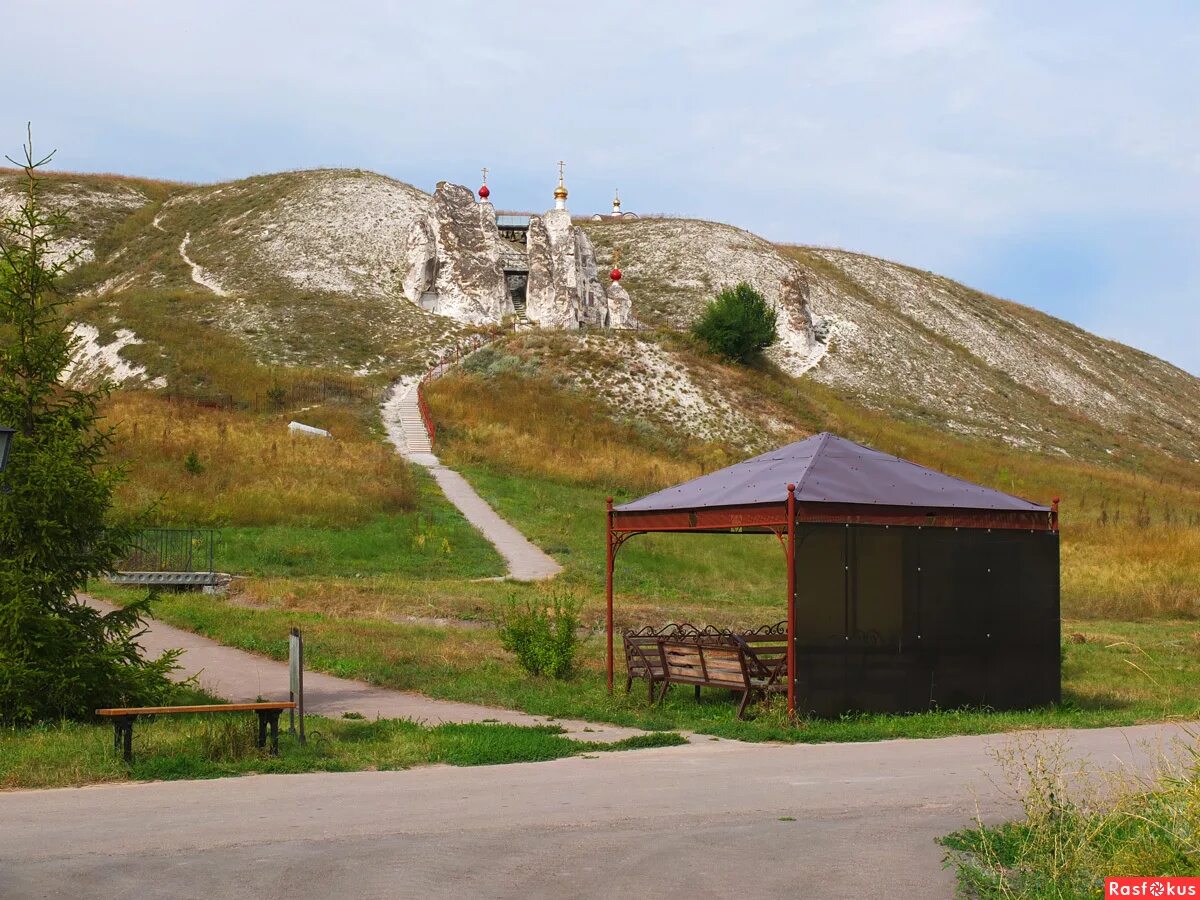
1051,497,1060,533
786,483,797,719
605,497,615,694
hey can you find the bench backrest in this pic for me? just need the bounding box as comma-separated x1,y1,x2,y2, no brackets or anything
623,622,787,683
658,637,749,690
623,623,707,678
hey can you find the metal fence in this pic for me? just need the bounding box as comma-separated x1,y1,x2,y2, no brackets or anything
163,377,390,414
121,528,216,574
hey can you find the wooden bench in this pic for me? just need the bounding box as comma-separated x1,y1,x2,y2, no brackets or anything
622,623,708,701
654,624,789,719
96,702,296,762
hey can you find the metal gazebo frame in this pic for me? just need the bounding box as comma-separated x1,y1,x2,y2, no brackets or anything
603,434,1059,717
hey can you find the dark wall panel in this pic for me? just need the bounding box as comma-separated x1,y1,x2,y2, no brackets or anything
792,524,1060,716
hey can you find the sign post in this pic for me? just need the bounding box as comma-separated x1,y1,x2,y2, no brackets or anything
288,628,305,745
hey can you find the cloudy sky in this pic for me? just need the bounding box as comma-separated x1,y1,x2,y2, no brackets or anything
7,1,1198,372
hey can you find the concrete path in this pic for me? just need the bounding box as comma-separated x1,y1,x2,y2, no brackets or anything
2,720,1190,899
84,597,640,743
381,378,563,581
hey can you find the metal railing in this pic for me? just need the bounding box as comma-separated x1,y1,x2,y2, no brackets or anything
121,528,216,574
416,331,500,451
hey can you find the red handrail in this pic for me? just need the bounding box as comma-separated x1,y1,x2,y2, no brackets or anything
415,331,496,451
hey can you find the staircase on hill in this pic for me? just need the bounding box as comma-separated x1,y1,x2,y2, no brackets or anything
394,384,432,455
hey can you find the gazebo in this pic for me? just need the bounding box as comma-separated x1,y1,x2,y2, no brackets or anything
605,432,1061,717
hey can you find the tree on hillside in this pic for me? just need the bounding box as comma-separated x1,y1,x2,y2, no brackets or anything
691,282,778,364
0,127,177,724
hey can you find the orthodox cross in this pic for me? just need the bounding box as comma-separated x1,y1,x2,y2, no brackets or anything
612,246,622,265
481,166,488,185
557,160,565,182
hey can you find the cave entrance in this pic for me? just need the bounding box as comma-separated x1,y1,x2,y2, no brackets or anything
505,270,528,318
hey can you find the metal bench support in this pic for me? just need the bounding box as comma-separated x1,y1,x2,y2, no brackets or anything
256,708,283,756
112,715,136,763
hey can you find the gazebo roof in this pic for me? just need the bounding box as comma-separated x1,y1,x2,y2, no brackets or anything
616,432,1050,516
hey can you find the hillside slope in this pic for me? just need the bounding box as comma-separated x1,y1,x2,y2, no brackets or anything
583,217,1200,464
4,165,1198,469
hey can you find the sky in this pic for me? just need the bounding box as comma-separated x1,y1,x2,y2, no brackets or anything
6,1,1199,373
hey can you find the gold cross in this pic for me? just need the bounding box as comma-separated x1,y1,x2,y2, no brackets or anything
557,160,565,182
481,166,488,184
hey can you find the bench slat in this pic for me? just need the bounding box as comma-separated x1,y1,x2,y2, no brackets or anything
96,702,295,716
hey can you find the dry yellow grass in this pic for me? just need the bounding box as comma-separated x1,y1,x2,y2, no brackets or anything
1062,524,1200,618
427,373,707,492
104,392,414,526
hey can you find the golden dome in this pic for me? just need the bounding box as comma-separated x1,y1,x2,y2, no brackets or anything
554,183,568,200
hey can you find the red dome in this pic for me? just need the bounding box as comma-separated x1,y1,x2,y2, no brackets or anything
478,184,490,199
610,267,622,282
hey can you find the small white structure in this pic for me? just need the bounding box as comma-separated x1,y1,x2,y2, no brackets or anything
288,421,331,438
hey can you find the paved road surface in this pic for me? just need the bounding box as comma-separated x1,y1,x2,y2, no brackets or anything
2,721,1187,899
84,597,642,743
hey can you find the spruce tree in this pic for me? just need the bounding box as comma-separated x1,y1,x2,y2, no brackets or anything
0,127,177,724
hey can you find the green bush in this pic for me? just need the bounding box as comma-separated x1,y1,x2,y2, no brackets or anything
691,281,778,363
183,450,205,476
496,592,581,679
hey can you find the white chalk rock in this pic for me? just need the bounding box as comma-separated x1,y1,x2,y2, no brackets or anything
288,421,331,437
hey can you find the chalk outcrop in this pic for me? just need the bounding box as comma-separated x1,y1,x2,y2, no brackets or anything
525,209,612,329
402,183,511,324
606,280,635,329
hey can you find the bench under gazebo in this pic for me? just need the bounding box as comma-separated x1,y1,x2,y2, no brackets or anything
604,432,1061,718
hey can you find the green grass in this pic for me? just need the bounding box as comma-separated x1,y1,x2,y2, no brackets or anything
214,468,503,579
0,705,685,790
459,464,787,624
98,590,1200,744
940,736,1200,896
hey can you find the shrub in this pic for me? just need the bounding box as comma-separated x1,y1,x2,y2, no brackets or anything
183,449,205,476
496,592,581,679
691,281,778,363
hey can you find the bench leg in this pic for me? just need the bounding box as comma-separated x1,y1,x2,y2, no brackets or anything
736,690,753,720
694,685,701,702
257,710,283,756
647,677,656,704
657,681,671,706
112,716,135,763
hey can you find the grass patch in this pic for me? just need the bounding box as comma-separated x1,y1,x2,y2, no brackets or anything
940,733,1200,896
107,392,414,527
99,590,1200,744
0,707,686,790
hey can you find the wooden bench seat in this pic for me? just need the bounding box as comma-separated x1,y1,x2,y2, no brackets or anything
96,702,295,762
648,623,788,719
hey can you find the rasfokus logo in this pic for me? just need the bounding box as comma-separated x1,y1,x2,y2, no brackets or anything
1106,878,1200,896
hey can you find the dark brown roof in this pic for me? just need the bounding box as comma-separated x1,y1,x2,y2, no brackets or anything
616,433,1049,514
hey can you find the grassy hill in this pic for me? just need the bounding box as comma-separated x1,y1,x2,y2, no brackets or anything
4,164,1198,627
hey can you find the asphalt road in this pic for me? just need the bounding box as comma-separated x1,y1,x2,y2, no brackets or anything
1,720,1187,899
